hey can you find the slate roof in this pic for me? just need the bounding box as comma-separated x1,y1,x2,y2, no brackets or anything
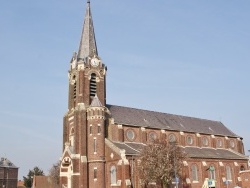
184,147,248,160
90,94,103,107
0,157,17,168
110,141,247,160
107,105,239,138
112,142,145,155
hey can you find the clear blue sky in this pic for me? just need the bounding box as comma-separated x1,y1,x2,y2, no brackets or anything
0,0,249,180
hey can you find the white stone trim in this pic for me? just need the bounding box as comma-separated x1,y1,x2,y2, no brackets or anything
118,124,123,129
81,156,87,163
117,180,121,186
118,149,129,165
183,161,188,166
105,139,121,155
186,178,191,184
77,103,85,110
202,161,207,166
125,179,131,186
71,154,80,159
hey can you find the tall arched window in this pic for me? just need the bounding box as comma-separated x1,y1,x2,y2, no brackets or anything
209,165,216,180
110,165,116,185
69,127,75,147
191,164,199,182
90,73,96,97
226,165,232,180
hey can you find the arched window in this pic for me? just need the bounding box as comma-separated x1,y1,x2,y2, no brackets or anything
240,165,245,171
226,165,232,180
191,164,199,182
72,75,77,99
202,137,209,146
110,165,116,185
90,73,97,97
216,139,223,148
230,140,235,148
70,127,75,135
94,138,97,153
69,128,75,146
209,165,216,180
186,135,193,145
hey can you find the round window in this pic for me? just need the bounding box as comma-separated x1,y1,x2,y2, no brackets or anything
168,134,176,142
202,137,208,146
126,129,135,141
230,140,235,148
148,132,157,141
186,136,193,145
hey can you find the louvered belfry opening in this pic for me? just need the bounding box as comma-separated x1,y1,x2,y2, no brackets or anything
90,73,97,97
73,82,77,99
73,75,77,99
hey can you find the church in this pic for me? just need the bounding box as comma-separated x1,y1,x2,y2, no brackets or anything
59,1,249,188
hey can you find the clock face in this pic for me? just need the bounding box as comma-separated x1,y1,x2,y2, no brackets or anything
91,58,99,67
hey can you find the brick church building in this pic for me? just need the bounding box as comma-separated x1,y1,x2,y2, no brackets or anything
59,1,249,188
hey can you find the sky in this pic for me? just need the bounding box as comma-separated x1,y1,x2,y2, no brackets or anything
0,0,250,180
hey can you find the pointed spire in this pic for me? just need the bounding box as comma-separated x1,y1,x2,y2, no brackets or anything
90,94,103,107
77,0,98,60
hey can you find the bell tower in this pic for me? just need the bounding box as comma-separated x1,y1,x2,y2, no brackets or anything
68,0,106,109
60,1,107,187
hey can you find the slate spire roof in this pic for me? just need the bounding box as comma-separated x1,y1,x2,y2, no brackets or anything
77,0,98,60
90,94,103,107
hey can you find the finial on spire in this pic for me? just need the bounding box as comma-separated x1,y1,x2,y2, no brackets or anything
87,0,90,3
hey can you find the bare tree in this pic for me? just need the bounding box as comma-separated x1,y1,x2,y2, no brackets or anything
48,161,60,188
137,140,186,188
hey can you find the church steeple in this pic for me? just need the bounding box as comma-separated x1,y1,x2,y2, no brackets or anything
77,0,98,60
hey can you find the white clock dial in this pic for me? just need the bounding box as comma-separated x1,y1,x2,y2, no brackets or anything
91,58,99,67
